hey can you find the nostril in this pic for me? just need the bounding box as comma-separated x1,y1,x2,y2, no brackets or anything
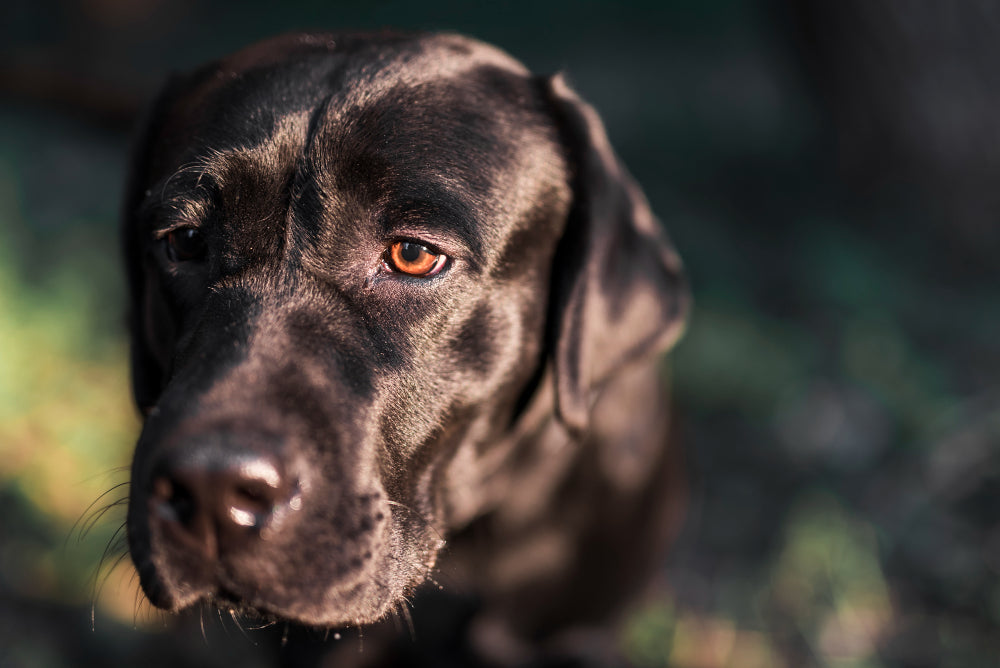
228,480,280,529
152,476,197,528
147,444,301,558
235,483,268,507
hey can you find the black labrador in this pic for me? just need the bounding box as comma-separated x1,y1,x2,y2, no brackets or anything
123,31,688,666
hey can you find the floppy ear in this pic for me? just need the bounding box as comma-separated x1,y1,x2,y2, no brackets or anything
544,73,690,437
121,75,190,414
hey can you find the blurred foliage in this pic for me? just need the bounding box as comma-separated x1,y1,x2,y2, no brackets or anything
1,0,999,666
0,114,141,625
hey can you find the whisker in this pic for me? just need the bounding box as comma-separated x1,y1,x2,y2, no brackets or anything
91,520,128,591
127,562,140,588
399,601,416,642
386,500,447,545
217,608,231,637
389,603,403,634
96,550,132,605
89,520,130,628
200,604,209,645
78,466,130,485
67,482,130,546
133,581,145,628
229,609,256,645
80,497,129,542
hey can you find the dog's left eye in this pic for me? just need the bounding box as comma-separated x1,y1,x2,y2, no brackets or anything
164,227,206,263
383,241,447,277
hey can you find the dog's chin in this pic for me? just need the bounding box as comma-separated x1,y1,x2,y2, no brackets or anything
141,574,415,627
135,538,437,628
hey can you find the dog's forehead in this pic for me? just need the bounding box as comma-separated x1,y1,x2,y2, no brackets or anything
156,33,533,160
145,33,566,266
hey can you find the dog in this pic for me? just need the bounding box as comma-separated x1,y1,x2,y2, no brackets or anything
122,31,688,666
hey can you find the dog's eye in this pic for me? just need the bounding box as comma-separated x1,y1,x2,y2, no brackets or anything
384,241,446,277
164,227,206,263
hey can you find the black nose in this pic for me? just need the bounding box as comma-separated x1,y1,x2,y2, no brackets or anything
150,443,298,560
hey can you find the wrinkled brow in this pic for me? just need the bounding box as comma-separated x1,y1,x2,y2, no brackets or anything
137,168,218,230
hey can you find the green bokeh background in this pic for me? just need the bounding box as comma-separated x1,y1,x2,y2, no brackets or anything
2,1,998,666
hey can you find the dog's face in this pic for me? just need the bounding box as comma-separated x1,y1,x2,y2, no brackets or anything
124,32,687,627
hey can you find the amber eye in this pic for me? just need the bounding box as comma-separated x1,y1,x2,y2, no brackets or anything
385,241,446,277
164,227,206,263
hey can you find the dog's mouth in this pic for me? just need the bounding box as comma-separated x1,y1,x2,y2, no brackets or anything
212,584,244,608
203,583,279,622
129,477,438,627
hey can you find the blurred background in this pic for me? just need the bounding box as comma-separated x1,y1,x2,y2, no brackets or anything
1,1,998,666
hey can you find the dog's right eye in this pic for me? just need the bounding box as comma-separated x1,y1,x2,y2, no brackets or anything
164,227,206,263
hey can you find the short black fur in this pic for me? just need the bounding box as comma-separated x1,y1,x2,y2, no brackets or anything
123,31,688,666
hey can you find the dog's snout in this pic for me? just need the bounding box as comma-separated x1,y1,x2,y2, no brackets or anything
149,443,299,560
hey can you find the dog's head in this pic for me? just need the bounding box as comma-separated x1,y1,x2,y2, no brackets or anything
123,32,687,626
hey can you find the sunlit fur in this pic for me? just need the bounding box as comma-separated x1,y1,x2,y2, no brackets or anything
122,31,688,656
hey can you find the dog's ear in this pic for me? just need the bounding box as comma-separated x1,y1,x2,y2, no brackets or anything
121,74,190,414
543,74,690,438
